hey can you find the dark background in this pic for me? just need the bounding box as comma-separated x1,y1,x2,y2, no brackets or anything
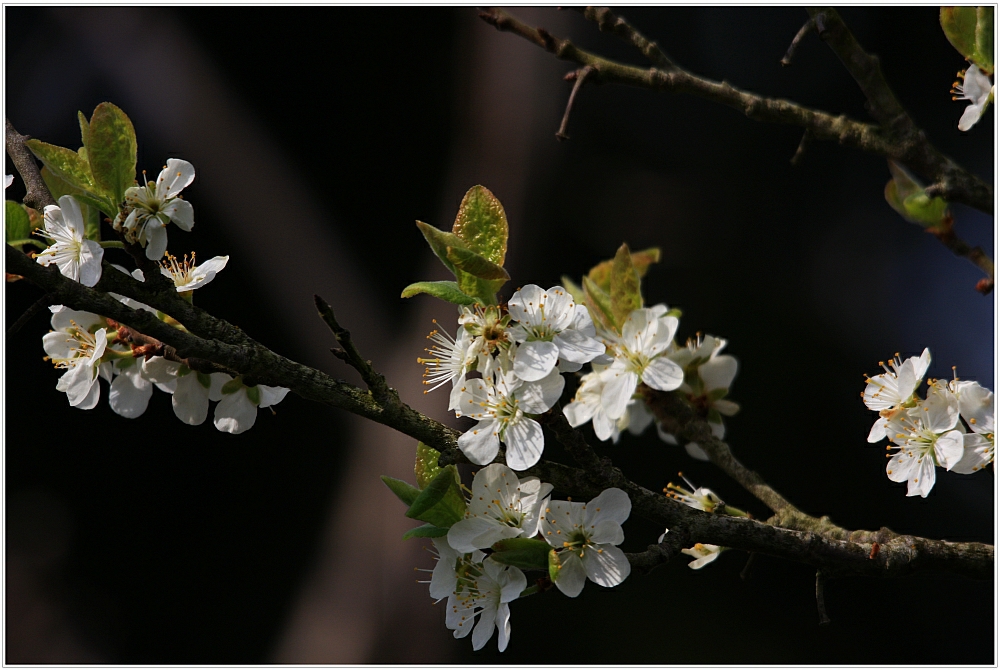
5,6,994,664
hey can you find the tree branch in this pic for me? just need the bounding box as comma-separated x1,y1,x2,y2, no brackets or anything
7,242,992,581
478,7,992,215
5,118,56,211
572,6,676,70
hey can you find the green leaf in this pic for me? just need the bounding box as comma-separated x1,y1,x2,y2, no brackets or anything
587,247,661,292
401,281,477,305
610,243,642,327
446,245,510,281
583,275,616,334
26,139,98,194
416,220,466,275
561,275,585,304
414,442,443,489
548,548,561,584
490,537,552,570
87,102,137,205
402,523,450,540
452,185,508,267
941,6,994,74
41,168,106,240
405,465,466,528
381,475,422,507
884,161,950,229
78,111,91,152
5,201,31,244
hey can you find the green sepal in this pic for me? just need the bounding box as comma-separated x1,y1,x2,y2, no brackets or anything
548,549,562,584
415,441,443,489
588,246,661,292
404,465,466,528
707,387,729,402
884,161,950,229
490,537,552,570
246,385,262,406
707,408,723,425
941,6,994,74
196,371,212,388
416,220,466,275
220,377,244,395
452,185,508,267
665,308,682,320
583,275,616,334
380,475,422,507
401,281,478,305
610,243,642,327
87,102,137,206
5,201,31,245
402,523,450,540
561,275,585,304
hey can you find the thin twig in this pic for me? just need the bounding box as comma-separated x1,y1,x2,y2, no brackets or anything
740,552,756,581
315,294,398,406
573,6,675,70
7,293,54,337
5,118,56,211
478,7,992,215
928,226,995,293
556,65,595,141
815,570,832,624
781,16,817,67
790,130,813,165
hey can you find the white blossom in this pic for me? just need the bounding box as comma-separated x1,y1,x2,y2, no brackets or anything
601,307,684,421
418,320,476,411
884,381,964,497
108,356,154,419
507,284,606,381
5,174,13,189
143,358,231,425
160,252,228,292
539,488,632,597
116,158,195,259
863,348,931,443
447,463,553,553
42,307,110,408
950,379,995,473
454,367,564,470
564,364,654,443
681,543,724,569
952,64,994,131
35,195,104,286
214,379,289,434
459,304,513,369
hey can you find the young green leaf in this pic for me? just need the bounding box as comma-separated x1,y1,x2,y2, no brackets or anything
583,275,616,333
405,465,466,528
490,537,552,570
41,169,105,240
5,201,31,244
452,185,508,267
941,6,994,74
415,441,444,489
77,111,91,151
402,523,450,540
561,275,585,304
401,281,478,305
587,247,661,292
610,243,642,326
87,102,137,205
416,220,466,275
445,245,510,281
25,140,98,194
381,475,422,507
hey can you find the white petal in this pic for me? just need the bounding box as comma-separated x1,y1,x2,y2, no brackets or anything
74,377,101,410
581,544,631,587
495,603,511,652
642,357,684,392
108,364,153,418
162,198,194,231
207,373,232,401
156,158,195,198
553,329,605,364
495,561,527,603
584,487,631,527
471,603,497,651
589,518,625,545
951,433,994,474
506,284,545,326
515,367,564,414
512,340,559,382
563,399,597,428
552,551,587,597
447,517,518,553
601,368,638,420
144,224,168,260
541,499,584,543
77,241,104,287
214,389,258,434
934,430,965,470
458,419,501,465
503,418,544,471
257,384,289,408
684,442,710,461
699,355,738,391
172,373,211,425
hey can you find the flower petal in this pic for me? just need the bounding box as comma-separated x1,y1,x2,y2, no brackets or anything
503,418,544,471
458,418,501,465
156,158,195,199
581,544,631,587
551,551,587,597
512,340,559,382
214,388,257,434
642,357,684,392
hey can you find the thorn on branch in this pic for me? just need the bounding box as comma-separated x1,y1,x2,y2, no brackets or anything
790,130,813,165
556,65,595,141
781,16,817,66
815,570,832,625
7,292,54,337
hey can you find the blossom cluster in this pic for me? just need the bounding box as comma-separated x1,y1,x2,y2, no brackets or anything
863,349,994,497
424,464,631,651
421,284,741,470
32,156,288,435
